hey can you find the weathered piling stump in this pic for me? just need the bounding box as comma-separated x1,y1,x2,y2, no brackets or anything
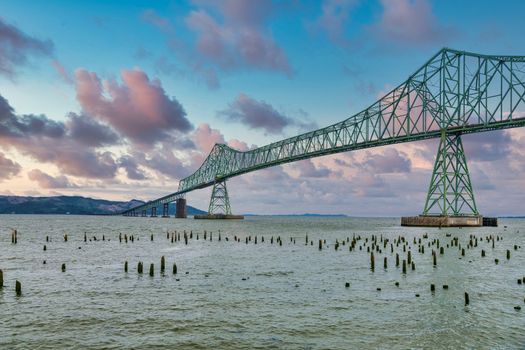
430,284,435,292
61,263,66,272
396,253,400,267
402,260,407,274
0,269,3,288
173,263,177,274
138,262,143,274
481,250,485,257
370,252,375,271
149,263,154,277
43,245,47,251
345,282,350,288
161,256,165,273
46,235,49,242
318,239,322,250
495,258,499,264
384,257,387,269
151,234,154,241
15,280,21,296
124,261,128,272
507,250,510,259
64,234,68,242
465,292,470,305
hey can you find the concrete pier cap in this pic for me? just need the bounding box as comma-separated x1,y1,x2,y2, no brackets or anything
401,215,497,227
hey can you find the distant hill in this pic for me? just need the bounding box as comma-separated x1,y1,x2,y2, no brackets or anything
0,195,206,215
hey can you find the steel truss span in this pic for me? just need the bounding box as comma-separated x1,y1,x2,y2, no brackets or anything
122,48,525,216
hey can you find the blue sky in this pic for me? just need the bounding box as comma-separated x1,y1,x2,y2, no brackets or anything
1,0,525,215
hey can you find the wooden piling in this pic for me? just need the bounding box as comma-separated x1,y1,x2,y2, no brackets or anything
402,260,406,274
124,261,128,272
0,269,3,288
149,263,154,277
430,284,435,292
15,280,21,296
384,257,387,269
61,263,66,272
370,252,375,271
138,262,143,274
465,292,470,305
173,263,177,274
507,250,510,259
161,256,165,273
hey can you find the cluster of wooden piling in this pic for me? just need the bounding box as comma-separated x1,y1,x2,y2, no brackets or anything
3,225,524,311
126,256,178,277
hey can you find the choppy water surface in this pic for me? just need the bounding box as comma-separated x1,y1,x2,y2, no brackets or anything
0,215,524,349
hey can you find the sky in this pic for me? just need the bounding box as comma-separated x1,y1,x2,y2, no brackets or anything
1,0,525,216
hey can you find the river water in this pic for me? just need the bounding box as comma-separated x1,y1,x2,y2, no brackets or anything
0,215,524,349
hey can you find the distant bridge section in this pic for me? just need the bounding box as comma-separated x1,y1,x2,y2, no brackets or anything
122,48,525,218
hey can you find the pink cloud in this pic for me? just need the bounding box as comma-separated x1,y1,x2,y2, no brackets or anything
51,60,72,84
185,1,291,75
28,169,77,188
0,152,21,180
192,123,225,153
75,68,192,146
311,0,358,44
373,0,454,46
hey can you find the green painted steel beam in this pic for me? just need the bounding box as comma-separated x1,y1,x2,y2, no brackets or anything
122,48,525,215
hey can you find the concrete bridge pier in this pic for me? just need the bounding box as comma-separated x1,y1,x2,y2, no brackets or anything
162,203,169,218
150,206,157,217
141,210,146,217
175,198,187,218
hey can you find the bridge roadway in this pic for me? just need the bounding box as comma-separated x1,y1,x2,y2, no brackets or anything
122,48,525,216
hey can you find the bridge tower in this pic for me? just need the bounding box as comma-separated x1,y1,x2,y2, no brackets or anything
423,131,478,217
208,180,231,215
402,130,491,227
194,179,244,219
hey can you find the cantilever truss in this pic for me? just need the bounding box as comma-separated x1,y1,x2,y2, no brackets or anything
208,180,231,215
122,48,525,216
423,131,478,216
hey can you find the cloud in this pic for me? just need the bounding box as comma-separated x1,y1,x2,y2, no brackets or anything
463,131,512,162
0,94,65,138
141,9,173,33
192,123,225,153
0,152,21,180
27,169,77,188
75,68,192,146
66,112,120,147
0,93,119,179
0,18,54,77
372,0,454,46
184,0,291,75
118,155,148,180
293,159,331,178
51,60,73,84
311,0,358,44
219,93,294,134
362,148,412,174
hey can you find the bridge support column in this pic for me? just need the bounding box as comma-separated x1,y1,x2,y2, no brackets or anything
162,203,169,217
175,198,187,218
402,130,495,227
150,207,157,217
194,180,243,219
141,210,146,217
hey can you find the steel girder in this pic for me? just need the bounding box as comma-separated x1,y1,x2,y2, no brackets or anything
122,48,525,215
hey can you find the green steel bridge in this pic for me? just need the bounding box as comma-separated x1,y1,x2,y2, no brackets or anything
122,48,525,219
